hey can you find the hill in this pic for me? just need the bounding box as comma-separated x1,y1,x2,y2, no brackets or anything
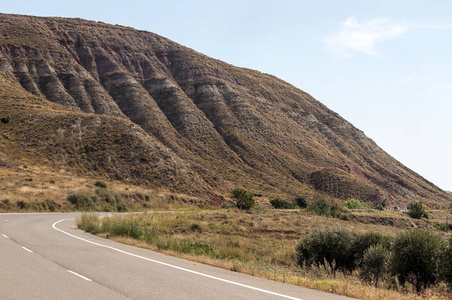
0,13,451,208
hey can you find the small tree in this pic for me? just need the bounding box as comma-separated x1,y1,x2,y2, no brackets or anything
351,231,390,268
296,227,355,271
360,244,390,287
231,188,254,210
390,229,445,293
408,201,428,219
295,196,307,208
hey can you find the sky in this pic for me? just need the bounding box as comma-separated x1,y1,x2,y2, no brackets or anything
2,0,451,191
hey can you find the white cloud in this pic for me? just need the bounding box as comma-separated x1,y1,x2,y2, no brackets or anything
324,17,409,58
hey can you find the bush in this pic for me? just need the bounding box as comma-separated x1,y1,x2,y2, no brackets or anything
443,236,452,287
351,231,390,268
296,227,355,271
344,198,366,209
360,244,390,287
231,188,255,210
94,181,107,189
67,190,127,212
270,197,294,209
1,116,10,124
308,197,344,218
16,200,30,210
390,229,445,292
67,193,95,210
295,196,307,208
408,201,428,219
220,203,233,209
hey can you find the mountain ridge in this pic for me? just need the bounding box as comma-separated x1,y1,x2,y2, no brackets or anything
0,13,450,208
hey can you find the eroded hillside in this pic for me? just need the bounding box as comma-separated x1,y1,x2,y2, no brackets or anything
1,13,450,207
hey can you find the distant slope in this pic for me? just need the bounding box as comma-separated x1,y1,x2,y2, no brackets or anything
0,13,451,207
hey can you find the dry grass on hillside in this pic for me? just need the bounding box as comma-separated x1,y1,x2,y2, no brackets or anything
78,210,451,300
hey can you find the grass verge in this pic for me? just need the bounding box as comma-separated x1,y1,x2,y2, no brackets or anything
77,210,451,300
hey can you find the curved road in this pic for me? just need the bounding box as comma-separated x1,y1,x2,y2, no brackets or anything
0,213,354,300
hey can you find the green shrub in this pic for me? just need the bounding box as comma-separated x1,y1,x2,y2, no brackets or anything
390,229,446,292
351,231,390,268
443,236,452,287
295,196,307,208
408,201,428,219
67,193,95,210
270,197,294,209
307,197,344,218
231,188,255,210
42,199,60,212
360,244,390,287
296,227,355,271
375,204,385,211
220,203,233,209
0,116,10,124
94,180,107,189
16,200,30,210
344,198,366,209
429,221,449,232
67,190,127,212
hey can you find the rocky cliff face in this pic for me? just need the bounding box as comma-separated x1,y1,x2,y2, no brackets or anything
0,13,450,207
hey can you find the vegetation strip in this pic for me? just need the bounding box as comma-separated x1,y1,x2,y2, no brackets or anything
76,211,452,300
53,219,303,300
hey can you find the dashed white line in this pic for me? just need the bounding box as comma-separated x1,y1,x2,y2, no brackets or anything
21,246,33,253
53,219,302,300
67,270,92,282
2,234,9,238
5,219,9,222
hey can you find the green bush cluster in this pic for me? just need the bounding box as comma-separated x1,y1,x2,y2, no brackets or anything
307,197,345,219
231,188,255,210
296,228,452,292
296,227,355,271
0,116,10,124
0,199,63,212
344,198,366,209
295,196,307,208
67,189,128,212
94,180,108,189
408,201,429,219
269,197,295,209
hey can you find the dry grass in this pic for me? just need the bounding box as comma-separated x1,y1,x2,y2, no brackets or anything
78,210,451,300
0,155,206,212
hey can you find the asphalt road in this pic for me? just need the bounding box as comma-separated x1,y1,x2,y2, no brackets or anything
0,213,355,300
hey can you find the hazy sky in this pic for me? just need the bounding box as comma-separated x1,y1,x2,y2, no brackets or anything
2,0,451,191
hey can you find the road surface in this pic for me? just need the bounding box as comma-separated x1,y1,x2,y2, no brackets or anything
0,213,355,299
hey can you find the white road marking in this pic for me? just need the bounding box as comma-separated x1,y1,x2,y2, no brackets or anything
53,219,303,300
22,246,33,253
5,220,9,222
2,234,9,238
67,270,92,282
